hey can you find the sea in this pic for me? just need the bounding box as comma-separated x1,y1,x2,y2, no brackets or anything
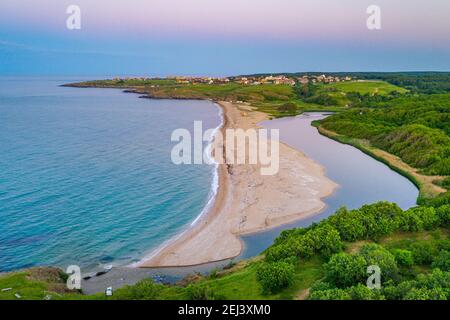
0,77,222,272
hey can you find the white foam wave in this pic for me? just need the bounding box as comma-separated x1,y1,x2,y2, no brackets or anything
131,103,224,267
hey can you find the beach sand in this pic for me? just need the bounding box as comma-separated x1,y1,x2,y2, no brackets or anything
138,101,337,267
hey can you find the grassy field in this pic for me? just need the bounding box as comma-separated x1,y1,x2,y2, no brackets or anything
68,79,407,118
138,82,331,117
326,80,408,95
0,267,83,300
195,257,323,300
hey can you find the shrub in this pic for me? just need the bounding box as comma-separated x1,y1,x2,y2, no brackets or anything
277,102,297,113
347,284,385,300
294,236,316,258
305,93,339,106
186,283,223,300
391,249,414,267
404,287,447,300
381,269,450,300
308,224,344,258
421,207,439,228
265,243,297,263
436,205,450,226
382,280,416,300
441,177,450,190
309,281,334,292
309,284,385,300
256,261,295,294
327,207,365,241
358,202,402,239
410,242,438,265
324,253,367,288
359,244,399,281
265,224,343,262
308,288,351,300
432,250,450,271
397,209,424,232
397,207,439,231
116,279,163,300
437,238,450,251
420,191,450,207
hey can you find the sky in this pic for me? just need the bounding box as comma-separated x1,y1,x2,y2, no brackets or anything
0,0,449,76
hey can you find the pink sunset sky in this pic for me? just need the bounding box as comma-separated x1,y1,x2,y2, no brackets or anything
1,0,449,75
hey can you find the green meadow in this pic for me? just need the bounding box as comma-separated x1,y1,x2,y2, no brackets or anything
326,80,408,95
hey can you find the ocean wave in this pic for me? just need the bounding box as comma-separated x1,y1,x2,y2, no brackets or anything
131,102,224,267
190,103,224,226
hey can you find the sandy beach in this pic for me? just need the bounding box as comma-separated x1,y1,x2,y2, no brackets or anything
139,101,337,267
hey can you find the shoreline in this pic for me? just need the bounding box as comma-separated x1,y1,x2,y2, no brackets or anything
137,101,338,268
130,102,225,267
135,101,234,268
189,102,224,227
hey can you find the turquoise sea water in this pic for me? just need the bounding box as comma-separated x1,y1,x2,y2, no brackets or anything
0,77,221,272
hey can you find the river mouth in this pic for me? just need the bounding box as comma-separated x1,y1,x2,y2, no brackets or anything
238,112,419,259
3,78,418,293
80,112,419,294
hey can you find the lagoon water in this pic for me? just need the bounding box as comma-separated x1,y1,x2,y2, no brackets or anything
0,77,221,272
240,113,419,258
81,111,420,293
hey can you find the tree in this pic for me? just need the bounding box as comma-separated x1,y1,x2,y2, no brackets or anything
264,243,297,262
359,244,399,281
309,288,351,300
358,202,402,239
348,284,385,300
404,287,447,300
265,223,343,262
116,279,163,300
277,102,297,113
432,250,450,271
391,249,414,266
308,224,343,258
397,207,439,232
410,242,438,265
256,261,295,294
327,207,365,241
436,205,450,226
186,283,223,300
309,284,385,300
324,253,367,288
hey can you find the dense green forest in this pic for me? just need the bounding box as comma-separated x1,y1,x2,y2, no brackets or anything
260,201,450,300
